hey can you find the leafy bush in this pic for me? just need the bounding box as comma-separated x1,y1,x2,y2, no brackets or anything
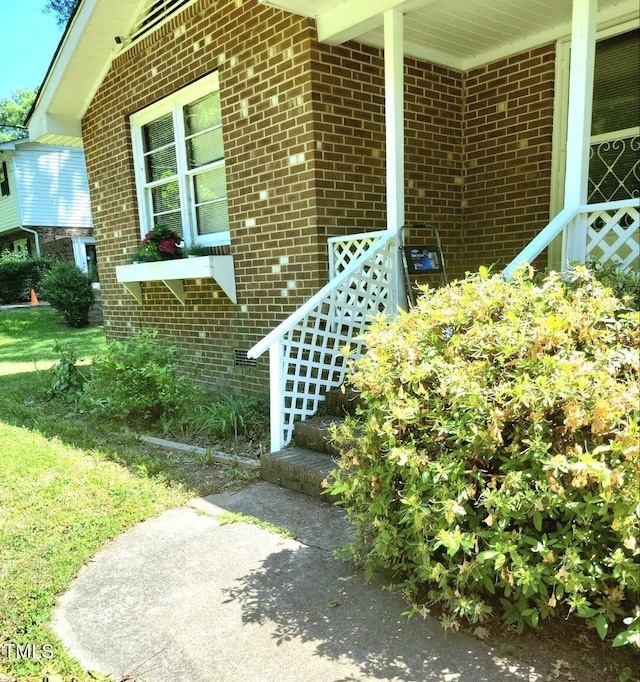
38,261,95,327
45,341,89,399
80,330,199,426
191,394,269,440
0,253,52,304
587,260,640,310
327,266,639,646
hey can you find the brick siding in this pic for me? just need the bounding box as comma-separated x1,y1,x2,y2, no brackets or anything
462,44,556,274
82,0,554,395
0,226,92,260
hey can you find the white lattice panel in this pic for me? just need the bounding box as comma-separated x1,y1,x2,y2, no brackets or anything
586,206,639,272
328,231,387,278
278,237,396,446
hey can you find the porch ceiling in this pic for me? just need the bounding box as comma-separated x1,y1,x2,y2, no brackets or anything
259,0,639,70
28,0,639,146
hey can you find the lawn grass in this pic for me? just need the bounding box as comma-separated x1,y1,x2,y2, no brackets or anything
0,307,107,376
0,416,188,680
0,308,252,681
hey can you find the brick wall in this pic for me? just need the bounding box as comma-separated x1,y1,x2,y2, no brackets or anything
82,0,465,395
311,46,464,278
83,0,322,395
0,226,92,260
81,0,556,396
462,44,556,275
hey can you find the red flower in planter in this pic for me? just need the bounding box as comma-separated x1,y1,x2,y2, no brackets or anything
140,225,183,261
159,238,178,255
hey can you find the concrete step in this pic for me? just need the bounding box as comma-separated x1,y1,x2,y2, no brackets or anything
260,446,339,500
292,415,343,456
322,387,363,417
259,387,363,500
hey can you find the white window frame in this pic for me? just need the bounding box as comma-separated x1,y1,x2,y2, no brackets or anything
72,237,95,273
130,71,229,248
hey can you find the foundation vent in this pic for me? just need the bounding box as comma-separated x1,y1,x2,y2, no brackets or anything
234,349,257,368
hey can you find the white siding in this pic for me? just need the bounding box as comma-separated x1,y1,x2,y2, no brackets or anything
0,159,20,233
14,146,93,228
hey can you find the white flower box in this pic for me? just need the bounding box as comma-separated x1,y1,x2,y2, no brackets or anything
115,255,236,304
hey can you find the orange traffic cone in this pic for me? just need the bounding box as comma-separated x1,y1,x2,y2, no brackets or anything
30,289,40,306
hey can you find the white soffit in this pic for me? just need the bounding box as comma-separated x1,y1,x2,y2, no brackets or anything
28,0,149,146
260,0,640,70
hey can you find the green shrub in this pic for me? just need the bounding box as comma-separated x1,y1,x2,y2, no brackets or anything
587,260,640,310
80,330,199,426
0,253,52,304
38,261,95,327
191,394,269,439
327,266,639,646
45,341,89,399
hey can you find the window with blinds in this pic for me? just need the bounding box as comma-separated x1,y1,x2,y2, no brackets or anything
592,29,639,136
131,73,230,247
589,29,639,203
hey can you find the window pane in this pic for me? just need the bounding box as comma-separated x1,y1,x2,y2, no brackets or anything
184,92,222,135
151,180,180,214
196,201,229,235
143,113,175,151
592,29,639,135
187,128,224,169
193,166,227,203
153,213,183,237
145,146,177,182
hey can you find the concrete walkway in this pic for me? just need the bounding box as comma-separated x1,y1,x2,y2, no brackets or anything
53,482,542,682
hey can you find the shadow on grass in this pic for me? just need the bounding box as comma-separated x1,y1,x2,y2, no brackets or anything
0,370,253,497
0,307,106,366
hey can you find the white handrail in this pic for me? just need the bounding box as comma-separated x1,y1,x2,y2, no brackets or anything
249,230,397,450
579,198,640,212
248,230,395,359
504,198,640,278
503,205,579,279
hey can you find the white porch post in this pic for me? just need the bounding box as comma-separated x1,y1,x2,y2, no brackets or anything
384,8,405,308
268,340,284,452
562,0,597,268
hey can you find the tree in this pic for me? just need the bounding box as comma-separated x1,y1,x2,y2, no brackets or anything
0,89,38,142
43,0,79,27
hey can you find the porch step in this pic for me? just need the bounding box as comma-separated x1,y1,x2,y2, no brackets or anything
322,386,363,417
292,415,343,456
260,446,338,500
260,388,359,500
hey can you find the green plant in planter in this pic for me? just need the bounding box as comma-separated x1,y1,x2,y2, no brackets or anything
184,244,211,257
139,225,183,261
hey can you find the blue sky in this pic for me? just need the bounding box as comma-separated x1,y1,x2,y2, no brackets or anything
0,2,64,99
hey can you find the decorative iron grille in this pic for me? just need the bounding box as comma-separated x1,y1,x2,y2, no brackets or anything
588,133,640,204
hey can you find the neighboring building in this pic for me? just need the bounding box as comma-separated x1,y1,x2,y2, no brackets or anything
27,0,639,450
0,139,96,276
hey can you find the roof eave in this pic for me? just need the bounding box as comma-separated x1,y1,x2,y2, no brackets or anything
27,0,145,146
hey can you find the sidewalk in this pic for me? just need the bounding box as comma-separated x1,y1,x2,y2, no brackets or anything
0,302,49,311
52,482,542,682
